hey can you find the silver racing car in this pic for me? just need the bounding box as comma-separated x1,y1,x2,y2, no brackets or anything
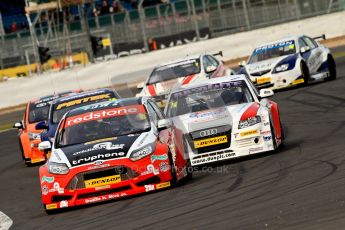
164,75,284,166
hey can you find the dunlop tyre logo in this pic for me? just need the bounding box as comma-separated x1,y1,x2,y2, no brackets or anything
85,175,121,188
194,136,228,148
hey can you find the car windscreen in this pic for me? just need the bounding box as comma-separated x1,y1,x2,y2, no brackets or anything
57,104,151,147
249,40,296,63
28,102,50,123
166,80,254,117
52,92,118,124
147,59,201,85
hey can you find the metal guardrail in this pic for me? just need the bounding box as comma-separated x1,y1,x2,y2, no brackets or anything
0,0,344,70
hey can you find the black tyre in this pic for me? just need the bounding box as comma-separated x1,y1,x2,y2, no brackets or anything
270,121,278,151
18,138,31,166
184,159,193,181
167,150,177,186
18,138,25,160
326,55,336,81
301,62,310,86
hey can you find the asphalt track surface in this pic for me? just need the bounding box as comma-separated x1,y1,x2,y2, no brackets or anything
1,51,345,230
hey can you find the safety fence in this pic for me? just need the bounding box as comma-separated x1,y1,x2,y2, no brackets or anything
0,0,344,74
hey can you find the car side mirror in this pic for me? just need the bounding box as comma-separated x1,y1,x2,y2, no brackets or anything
13,121,23,129
35,121,48,130
238,60,247,67
259,88,274,98
137,82,145,90
300,46,310,54
157,119,172,131
205,65,217,73
38,141,52,151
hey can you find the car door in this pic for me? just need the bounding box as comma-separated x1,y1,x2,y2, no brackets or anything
148,101,187,179
300,36,323,74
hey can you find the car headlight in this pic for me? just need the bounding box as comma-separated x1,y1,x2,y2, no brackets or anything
28,132,41,140
238,116,261,129
274,64,289,73
48,162,69,174
129,144,155,161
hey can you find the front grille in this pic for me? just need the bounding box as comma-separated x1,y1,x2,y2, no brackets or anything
250,69,271,77
187,126,232,154
77,186,132,199
66,166,139,190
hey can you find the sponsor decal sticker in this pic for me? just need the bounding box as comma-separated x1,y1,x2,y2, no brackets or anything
72,152,125,165
31,158,43,164
172,81,244,99
189,108,227,122
240,130,258,137
85,175,121,188
73,142,124,156
59,200,68,208
249,147,264,153
144,184,155,192
53,182,64,194
56,93,112,110
41,176,54,184
292,78,305,85
156,182,171,190
256,76,271,85
46,203,58,210
192,152,235,165
263,136,272,141
254,40,295,52
42,185,49,195
85,137,117,145
85,197,102,204
194,136,228,148
159,162,170,172
151,154,168,163
147,164,159,175
65,105,146,127
260,130,271,135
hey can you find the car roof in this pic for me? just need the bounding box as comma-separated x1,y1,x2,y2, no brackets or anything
171,75,247,93
52,88,116,104
67,97,143,116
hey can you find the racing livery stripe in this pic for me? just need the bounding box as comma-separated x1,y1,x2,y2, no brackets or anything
240,102,260,120
182,74,196,85
147,85,157,96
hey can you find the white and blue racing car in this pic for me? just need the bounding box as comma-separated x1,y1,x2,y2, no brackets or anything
240,35,336,90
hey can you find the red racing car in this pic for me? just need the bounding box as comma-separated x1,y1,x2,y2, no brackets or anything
38,97,191,213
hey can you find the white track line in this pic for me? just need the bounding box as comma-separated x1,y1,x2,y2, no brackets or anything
0,211,13,230
0,129,13,134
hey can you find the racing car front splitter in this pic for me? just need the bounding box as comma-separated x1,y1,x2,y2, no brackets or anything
40,155,173,211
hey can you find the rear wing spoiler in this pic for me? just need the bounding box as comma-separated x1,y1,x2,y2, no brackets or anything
312,34,326,40
212,51,223,57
